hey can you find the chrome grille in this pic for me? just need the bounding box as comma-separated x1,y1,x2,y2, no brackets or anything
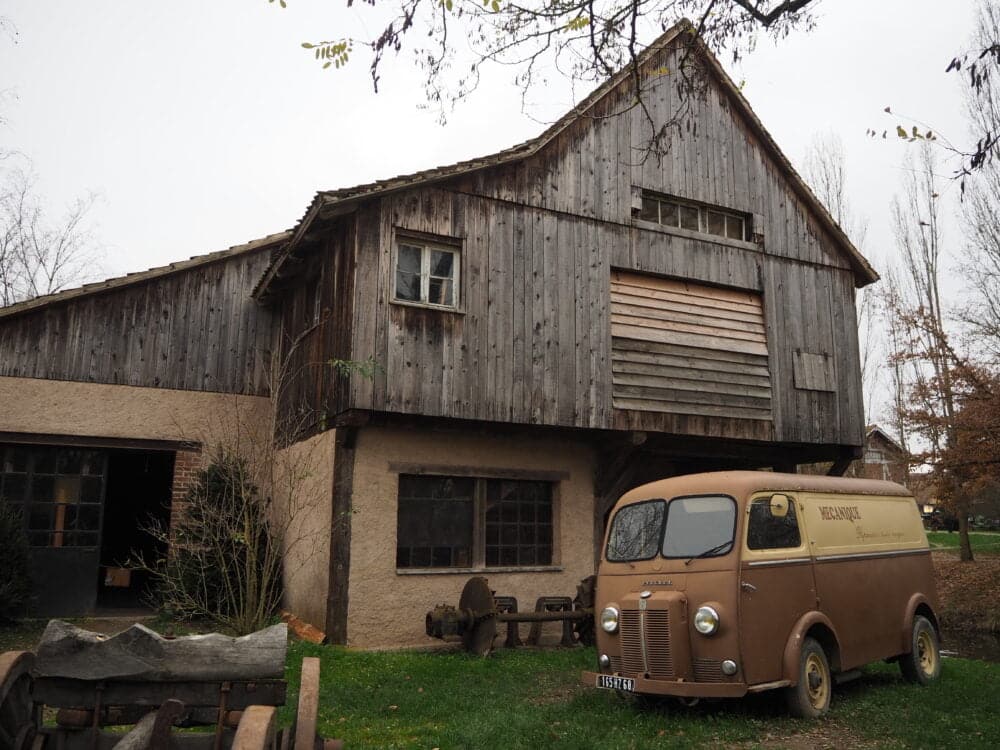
618,608,674,679
693,658,724,683
609,655,623,673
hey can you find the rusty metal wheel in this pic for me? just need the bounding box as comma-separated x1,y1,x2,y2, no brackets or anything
232,705,278,750
0,651,40,750
459,576,497,656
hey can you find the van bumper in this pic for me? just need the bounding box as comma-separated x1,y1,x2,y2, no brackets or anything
581,670,747,698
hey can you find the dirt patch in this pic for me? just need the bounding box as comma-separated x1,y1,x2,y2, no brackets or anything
932,551,1000,631
730,722,901,749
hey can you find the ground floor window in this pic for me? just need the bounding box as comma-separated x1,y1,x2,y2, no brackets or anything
396,474,553,569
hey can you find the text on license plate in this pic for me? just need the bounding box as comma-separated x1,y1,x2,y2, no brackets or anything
596,674,635,692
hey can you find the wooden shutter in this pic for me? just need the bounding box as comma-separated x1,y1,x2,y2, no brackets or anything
610,271,772,421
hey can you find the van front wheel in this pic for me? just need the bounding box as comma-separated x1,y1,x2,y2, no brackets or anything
899,615,941,685
785,637,831,718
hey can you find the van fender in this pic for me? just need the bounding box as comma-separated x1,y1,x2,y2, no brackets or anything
781,611,840,684
900,593,937,654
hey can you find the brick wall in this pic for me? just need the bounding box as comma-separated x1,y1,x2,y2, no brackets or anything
170,448,202,532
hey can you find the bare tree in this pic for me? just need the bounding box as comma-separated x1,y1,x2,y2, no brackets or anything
958,2,1000,361
802,132,877,423
273,1,817,154
887,144,976,561
0,167,101,307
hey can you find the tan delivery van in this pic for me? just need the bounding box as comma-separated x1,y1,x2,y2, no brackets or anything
582,471,941,717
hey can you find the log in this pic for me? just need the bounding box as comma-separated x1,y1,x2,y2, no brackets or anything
34,621,287,681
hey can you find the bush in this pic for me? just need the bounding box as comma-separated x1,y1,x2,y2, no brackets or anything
137,448,283,634
0,503,32,621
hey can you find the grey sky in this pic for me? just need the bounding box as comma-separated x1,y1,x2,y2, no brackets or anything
0,0,975,285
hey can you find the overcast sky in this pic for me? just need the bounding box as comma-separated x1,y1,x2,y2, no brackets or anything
0,0,976,285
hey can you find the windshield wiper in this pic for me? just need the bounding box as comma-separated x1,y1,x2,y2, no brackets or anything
684,540,733,566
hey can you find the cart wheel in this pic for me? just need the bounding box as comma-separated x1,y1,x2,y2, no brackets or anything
293,657,320,750
232,705,278,750
459,577,498,656
0,651,40,750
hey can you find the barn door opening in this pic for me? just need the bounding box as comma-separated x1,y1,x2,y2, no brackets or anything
96,450,173,612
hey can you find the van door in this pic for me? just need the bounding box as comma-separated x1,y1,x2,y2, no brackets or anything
738,494,817,686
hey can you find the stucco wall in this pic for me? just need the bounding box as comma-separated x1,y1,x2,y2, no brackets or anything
347,425,597,649
0,376,270,445
273,429,335,628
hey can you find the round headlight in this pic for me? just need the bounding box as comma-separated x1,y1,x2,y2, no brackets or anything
600,606,620,633
694,605,720,635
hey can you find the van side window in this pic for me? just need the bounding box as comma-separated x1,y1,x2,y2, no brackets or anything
747,498,802,549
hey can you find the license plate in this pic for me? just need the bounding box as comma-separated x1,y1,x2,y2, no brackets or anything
596,674,635,692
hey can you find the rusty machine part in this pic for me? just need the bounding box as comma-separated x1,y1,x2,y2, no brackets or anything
0,647,337,749
426,576,596,656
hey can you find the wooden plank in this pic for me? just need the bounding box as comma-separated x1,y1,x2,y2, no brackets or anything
610,298,766,333
611,335,770,367
613,382,771,410
610,272,762,308
612,397,773,421
612,370,772,400
612,358,771,387
609,288,765,324
610,315,767,345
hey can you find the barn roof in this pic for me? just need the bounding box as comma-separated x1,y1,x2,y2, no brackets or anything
253,19,878,299
0,231,290,321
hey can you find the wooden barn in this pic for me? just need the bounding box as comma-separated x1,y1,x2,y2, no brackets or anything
0,23,876,646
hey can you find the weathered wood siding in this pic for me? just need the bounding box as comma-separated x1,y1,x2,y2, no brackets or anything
0,249,274,395
610,272,772,422
293,39,865,448
275,220,357,438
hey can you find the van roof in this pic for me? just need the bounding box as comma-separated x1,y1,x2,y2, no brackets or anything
618,471,911,506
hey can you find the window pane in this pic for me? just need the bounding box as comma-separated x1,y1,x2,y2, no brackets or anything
397,244,422,274
726,214,745,240
31,476,55,503
3,447,29,473
430,250,454,279
606,500,665,562
707,211,726,236
34,450,56,474
680,205,700,231
57,450,83,475
639,196,659,222
660,201,679,227
747,497,802,550
662,495,736,558
428,278,453,306
1,475,27,503
81,477,103,504
395,270,421,302
485,479,552,568
396,475,474,568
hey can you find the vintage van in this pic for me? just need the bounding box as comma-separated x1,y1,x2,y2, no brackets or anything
582,471,941,717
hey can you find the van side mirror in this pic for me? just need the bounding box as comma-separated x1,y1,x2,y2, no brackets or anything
769,494,790,518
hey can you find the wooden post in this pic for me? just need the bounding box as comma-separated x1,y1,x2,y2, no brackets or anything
326,427,357,645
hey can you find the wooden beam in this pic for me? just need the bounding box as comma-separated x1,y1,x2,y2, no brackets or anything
326,427,357,645
387,462,569,482
0,432,200,452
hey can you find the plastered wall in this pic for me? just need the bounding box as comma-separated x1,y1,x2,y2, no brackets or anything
347,425,597,649
0,376,270,446
273,429,335,628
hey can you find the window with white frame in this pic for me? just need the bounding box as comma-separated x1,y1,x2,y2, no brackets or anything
638,191,750,242
394,237,460,309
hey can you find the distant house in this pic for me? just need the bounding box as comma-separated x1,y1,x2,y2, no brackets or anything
0,22,876,647
847,425,908,485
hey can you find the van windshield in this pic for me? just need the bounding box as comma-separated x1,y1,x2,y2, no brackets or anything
606,495,736,563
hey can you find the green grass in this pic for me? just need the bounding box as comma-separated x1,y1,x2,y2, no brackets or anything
280,643,1000,749
927,530,1000,554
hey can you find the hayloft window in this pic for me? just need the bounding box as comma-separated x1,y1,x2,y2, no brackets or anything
396,474,553,570
394,237,460,309
639,191,749,242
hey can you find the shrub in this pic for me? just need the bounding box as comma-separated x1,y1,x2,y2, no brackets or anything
0,503,32,621
136,448,283,634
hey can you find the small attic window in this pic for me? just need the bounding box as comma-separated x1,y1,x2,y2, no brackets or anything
638,191,750,242
393,234,461,310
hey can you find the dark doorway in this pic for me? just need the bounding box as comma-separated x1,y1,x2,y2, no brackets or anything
96,450,174,610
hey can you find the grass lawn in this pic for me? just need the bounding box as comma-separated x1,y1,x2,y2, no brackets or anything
927,531,1000,555
279,643,1000,749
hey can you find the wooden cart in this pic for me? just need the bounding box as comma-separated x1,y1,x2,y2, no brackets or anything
0,620,340,749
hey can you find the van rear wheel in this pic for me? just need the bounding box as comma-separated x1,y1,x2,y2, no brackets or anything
899,615,941,685
785,637,831,718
